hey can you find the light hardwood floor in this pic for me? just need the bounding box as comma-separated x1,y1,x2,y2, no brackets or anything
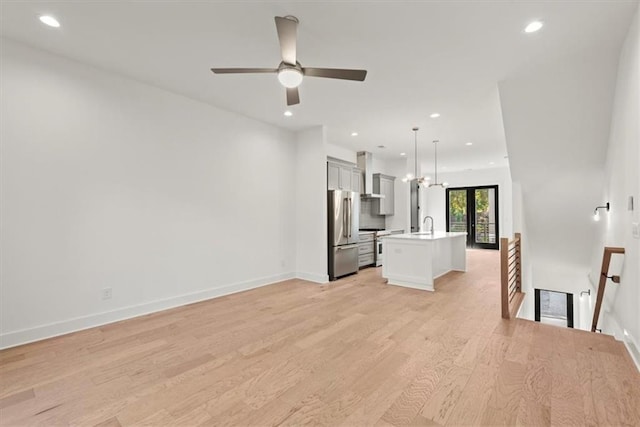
1,249,639,426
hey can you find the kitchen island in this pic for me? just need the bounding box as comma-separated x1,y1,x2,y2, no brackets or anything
382,232,467,291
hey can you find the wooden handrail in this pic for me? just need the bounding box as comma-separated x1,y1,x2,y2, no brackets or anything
591,247,625,332
501,232,524,319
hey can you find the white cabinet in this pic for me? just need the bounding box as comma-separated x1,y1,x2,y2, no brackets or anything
327,161,361,192
373,173,395,215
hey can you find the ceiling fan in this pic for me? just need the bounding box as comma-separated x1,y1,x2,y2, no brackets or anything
211,16,368,106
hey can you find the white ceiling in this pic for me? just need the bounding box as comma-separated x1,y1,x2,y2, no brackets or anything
1,1,637,173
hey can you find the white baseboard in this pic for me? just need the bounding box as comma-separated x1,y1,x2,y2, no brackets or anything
387,280,434,292
623,335,640,372
0,272,296,350
295,271,329,284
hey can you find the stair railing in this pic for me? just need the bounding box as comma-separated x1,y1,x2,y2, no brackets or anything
501,232,524,319
591,246,625,332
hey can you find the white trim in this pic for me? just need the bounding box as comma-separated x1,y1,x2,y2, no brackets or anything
387,278,434,292
0,272,295,350
295,272,329,284
604,311,625,340
623,338,640,372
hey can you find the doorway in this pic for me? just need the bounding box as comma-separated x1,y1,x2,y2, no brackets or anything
534,289,574,328
446,185,499,249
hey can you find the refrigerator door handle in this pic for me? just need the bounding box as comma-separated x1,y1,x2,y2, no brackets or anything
349,197,353,238
347,198,351,238
343,198,348,238
337,244,358,250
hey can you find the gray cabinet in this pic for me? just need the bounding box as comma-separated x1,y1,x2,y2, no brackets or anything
327,161,361,193
358,232,375,268
373,173,395,215
327,163,341,190
352,168,362,194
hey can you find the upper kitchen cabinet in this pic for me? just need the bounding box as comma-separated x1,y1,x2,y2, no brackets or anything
352,168,362,193
373,173,395,215
327,159,361,193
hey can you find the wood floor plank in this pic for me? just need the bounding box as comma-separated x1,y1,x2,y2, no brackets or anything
1,250,638,426
419,365,472,425
445,362,500,425
0,388,35,409
480,360,527,425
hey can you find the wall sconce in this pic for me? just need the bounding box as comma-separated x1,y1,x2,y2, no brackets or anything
593,202,609,221
580,289,591,297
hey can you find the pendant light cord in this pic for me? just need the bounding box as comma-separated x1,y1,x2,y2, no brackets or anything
434,140,438,185
414,128,419,178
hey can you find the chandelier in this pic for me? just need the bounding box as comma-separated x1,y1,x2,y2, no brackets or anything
428,139,448,188
402,127,429,184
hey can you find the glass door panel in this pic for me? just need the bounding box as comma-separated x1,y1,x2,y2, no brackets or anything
448,189,467,233
474,188,496,245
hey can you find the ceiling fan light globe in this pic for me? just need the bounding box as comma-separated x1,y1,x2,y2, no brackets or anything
278,68,303,88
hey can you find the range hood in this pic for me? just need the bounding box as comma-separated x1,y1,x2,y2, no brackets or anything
357,151,385,199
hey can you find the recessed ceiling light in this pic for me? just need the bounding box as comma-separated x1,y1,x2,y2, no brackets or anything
524,21,543,33
489,161,495,165
39,15,60,28
351,132,358,137
400,152,406,156
430,113,440,118
284,110,293,117
465,142,473,146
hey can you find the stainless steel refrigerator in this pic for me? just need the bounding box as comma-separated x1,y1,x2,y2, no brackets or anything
328,190,360,280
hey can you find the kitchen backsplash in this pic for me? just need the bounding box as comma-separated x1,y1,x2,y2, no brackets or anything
360,199,385,229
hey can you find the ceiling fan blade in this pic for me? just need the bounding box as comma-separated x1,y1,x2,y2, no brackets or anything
286,87,300,106
303,67,367,81
275,16,298,65
211,68,278,74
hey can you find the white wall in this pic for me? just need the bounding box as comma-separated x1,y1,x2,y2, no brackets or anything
499,48,618,269
511,182,534,320
325,142,357,164
422,167,513,238
590,7,640,363
498,36,621,332
295,126,329,283
0,39,299,348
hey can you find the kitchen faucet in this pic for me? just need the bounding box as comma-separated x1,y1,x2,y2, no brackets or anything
423,216,434,234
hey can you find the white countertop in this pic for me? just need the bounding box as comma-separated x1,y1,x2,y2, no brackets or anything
382,231,467,241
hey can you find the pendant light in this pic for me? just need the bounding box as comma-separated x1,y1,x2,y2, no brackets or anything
428,139,448,188
402,127,429,184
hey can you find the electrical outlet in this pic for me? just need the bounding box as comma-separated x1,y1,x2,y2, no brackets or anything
101,287,112,300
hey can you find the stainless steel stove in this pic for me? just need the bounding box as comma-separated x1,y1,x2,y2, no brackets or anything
359,228,404,266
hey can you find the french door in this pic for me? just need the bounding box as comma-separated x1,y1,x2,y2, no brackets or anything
446,185,499,249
